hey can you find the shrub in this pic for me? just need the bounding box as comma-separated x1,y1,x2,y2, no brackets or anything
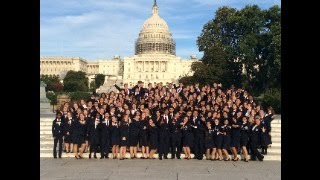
46,92,57,105
262,88,281,113
69,91,91,101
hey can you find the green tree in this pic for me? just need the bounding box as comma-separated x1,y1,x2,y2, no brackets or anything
196,5,281,93
191,46,233,86
63,71,89,92
90,81,96,92
95,74,105,88
40,75,64,92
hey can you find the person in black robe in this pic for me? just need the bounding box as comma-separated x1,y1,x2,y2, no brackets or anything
110,116,120,159
119,115,130,160
148,118,158,159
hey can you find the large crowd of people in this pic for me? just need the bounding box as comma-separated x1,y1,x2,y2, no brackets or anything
52,81,275,162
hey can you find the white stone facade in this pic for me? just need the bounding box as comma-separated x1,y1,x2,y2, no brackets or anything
40,2,198,87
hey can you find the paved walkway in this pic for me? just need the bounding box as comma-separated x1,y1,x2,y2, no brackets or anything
40,158,280,180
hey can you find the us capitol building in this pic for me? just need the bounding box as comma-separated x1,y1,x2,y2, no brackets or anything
40,1,198,88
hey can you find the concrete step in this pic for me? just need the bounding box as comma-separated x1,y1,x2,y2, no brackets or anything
40,121,53,126
40,118,55,122
267,147,281,154
271,123,281,128
270,131,281,137
39,151,280,161
271,129,281,133
40,130,52,135
40,126,52,130
272,137,281,142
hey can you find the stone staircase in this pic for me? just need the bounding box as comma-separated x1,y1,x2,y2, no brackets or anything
40,114,281,161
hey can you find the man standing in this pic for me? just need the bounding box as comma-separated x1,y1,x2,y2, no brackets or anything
250,116,265,161
52,112,64,158
192,110,206,160
158,109,170,160
169,112,182,159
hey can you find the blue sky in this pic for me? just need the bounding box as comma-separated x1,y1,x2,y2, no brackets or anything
40,0,280,61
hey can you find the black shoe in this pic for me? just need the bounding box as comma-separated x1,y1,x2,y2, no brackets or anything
171,157,175,159
164,156,168,159
140,157,145,159
105,155,109,159
100,156,104,159
54,157,57,159
89,154,91,159
59,156,61,159
94,154,97,159
177,157,181,159
159,157,162,160
258,156,264,161
120,158,124,160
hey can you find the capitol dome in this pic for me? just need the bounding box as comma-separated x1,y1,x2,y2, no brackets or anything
135,1,176,55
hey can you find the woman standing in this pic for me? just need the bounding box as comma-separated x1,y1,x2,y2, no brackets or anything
181,116,194,160
148,118,158,159
111,116,120,159
72,113,88,159
204,121,214,160
63,112,75,153
88,113,101,159
119,115,130,160
129,113,140,159
240,116,250,162
139,112,149,159
230,116,241,161
220,119,231,161
212,118,223,160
